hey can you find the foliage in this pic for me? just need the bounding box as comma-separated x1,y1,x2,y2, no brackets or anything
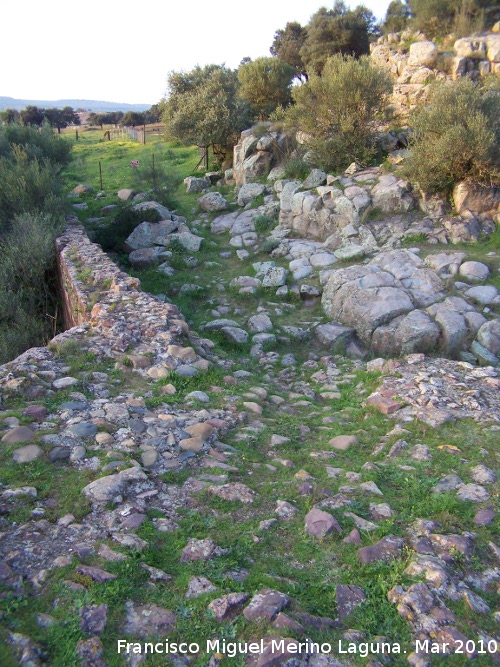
0,125,70,229
382,0,411,33
121,111,145,127
0,122,71,166
0,211,63,363
0,122,70,362
19,105,45,126
283,157,311,180
407,0,494,37
270,21,308,80
299,1,377,75
132,150,182,208
43,107,80,133
237,57,295,121
162,64,251,165
0,108,20,124
403,78,500,195
284,54,392,172
253,214,276,233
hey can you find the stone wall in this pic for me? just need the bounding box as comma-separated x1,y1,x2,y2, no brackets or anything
371,30,500,118
0,225,216,404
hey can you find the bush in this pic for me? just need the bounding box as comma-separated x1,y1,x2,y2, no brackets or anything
403,78,500,196
0,123,70,362
0,147,66,228
132,152,183,209
254,214,276,233
283,157,310,180
284,55,392,173
0,212,64,363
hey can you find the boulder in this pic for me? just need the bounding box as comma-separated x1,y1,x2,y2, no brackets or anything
371,175,414,213
132,200,172,220
476,320,500,356
124,220,178,252
486,34,500,62
305,508,341,538
454,37,486,59
197,192,229,212
73,184,92,195
117,188,134,201
302,169,328,189
372,309,440,357
237,183,266,207
128,247,165,269
82,467,147,504
322,264,415,345
453,182,500,215
408,40,438,68
459,261,490,281
183,176,210,193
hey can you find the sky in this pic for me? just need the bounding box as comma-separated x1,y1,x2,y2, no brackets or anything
0,0,392,106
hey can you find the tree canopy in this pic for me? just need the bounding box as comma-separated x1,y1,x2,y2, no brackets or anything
284,54,392,171
270,22,308,80
162,64,251,162
299,2,377,75
237,57,295,120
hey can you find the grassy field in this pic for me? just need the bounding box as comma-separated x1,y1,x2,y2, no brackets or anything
61,127,201,200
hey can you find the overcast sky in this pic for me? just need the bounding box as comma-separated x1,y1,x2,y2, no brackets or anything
1,0,391,106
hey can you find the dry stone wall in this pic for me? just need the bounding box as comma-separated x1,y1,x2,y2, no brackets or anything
371,30,500,118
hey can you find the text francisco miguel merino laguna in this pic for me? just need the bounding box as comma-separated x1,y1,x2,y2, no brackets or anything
117,636,499,658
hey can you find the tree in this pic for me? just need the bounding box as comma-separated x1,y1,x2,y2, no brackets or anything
104,111,123,126
20,105,45,126
403,78,500,195
237,57,295,120
43,106,79,133
144,105,161,124
270,21,308,80
122,111,145,127
284,54,392,172
0,109,20,124
86,112,106,128
300,2,376,75
162,64,251,164
382,1,411,33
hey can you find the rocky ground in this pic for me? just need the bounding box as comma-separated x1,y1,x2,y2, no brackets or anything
0,170,499,667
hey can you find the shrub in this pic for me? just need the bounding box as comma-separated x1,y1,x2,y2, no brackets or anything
283,157,310,180
0,146,66,229
403,78,500,195
254,214,276,233
0,212,64,363
284,55,392,173
132,152,183,209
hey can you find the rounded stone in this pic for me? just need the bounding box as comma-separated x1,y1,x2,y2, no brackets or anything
141,449,159,468
68,423,99,438
12,445,44,463
185,391,210,403
329,435,358,450
52,377,79,390
1,426,35,444
459,261,490,281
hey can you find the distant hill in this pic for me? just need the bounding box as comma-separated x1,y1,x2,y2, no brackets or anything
0,96,151,112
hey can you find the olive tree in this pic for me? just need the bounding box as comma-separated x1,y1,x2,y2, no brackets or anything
403,78,500,195
284,54,392,172
237,57,295,120
162,64,250,165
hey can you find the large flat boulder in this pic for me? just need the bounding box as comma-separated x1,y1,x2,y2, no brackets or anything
124,221,178,252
